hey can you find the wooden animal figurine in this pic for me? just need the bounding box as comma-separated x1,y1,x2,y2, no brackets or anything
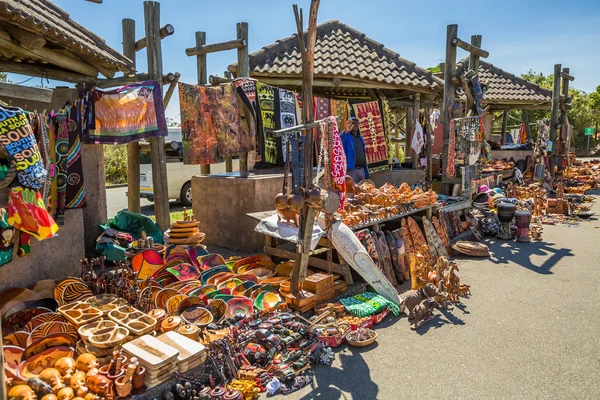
86,375,114,400
457,284,471,297
410,299,439,330
443,262,462,302
408,252,430,290
401,283,437,318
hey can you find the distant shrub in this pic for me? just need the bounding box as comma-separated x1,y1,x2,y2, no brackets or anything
104,145,128,185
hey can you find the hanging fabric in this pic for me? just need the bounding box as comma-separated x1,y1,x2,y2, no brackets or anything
447,119,456,178
411,119,424,156
329,99,348,132
321,117,346,210
0,210,14,266
55,112,69,225
179,83,220,164
351,101,389,173
277,88,298,163
256,82,277,164
381,99,396,163
66,102,86,208
83,81,167,144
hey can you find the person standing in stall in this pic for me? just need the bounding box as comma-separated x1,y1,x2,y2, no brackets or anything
341,117,369,182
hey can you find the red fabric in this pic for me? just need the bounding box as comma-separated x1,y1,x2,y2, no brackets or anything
8,186,59,240
329,117,347,210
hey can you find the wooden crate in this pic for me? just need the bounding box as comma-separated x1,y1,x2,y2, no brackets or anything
283,290,316,309
316,287,336,304
333,280,348,296
303,273,334,294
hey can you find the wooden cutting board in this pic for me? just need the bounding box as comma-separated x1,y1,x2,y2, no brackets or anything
156,331,205,364
122,334,179,369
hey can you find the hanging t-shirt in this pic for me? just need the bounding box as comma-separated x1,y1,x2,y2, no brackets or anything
0,104,47,189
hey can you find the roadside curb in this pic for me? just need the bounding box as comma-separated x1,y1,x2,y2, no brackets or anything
106,183,128,188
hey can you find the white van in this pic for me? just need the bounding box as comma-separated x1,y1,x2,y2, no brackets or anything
139,127,198,206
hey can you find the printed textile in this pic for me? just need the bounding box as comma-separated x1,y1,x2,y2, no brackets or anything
352,101,389,173
55,113,69,225
0,104,47,190
179,83,220,164
66,103,86,208
323,117,346,210
234,78,259,123
381,100,396,162
83,81,167,144
257,82,277,164
0,210,14,266
46,116,58,218
277,88,298,162
411,120,424,156
205,84,254,158
314,97,330,120
8,186,59,240
329,99,348,131
339,291,400,318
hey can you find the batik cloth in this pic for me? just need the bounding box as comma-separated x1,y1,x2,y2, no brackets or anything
46,115,58,218
276,88,299,163
329,99,348,131
83,81,167,144
411,120,424,155
0,210,14,266
55,112,69,225
66,103,86,208
33,114,51,205
256,82,277,164
314,97,330,120
352,101,389,172
234,78,258,124
381,99,396,162
205,84,254,158
8,186,59,240
179,83,220,164
0,104,47,190
518,122,527,144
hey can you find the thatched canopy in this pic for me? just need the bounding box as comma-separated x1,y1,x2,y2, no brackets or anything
229,20,442,102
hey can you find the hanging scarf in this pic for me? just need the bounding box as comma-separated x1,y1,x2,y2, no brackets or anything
411,119,424,156
46,115,58,218
256,82,277,164
55,112,69,225
8,186,59,240
278,88,298,163
447,119,456,178
352,101,389,173
329,118,346,210
329,99,348,132
518,122,527,144
233,78,258,124
66,102,86,208
381,99,395,163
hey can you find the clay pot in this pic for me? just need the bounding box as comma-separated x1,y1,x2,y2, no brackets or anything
160,316,182,333
177,324,200,341
148,308,167,331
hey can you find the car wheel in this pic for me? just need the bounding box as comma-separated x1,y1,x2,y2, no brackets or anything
180,182,192,207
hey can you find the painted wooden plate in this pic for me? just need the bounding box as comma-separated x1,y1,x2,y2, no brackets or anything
177,296,206,314
166,294,188,315
225,297,254,319
23,312,66,333
154,288,180,310
17,346,74,380
3,307,52,331
3,331,29,348
200,265,230,285
3,345,23,379
180,304,213,326
28,279,57,299
179,281,203,294
27,321,78,346
23,332,75,359
53,278,84,305
61,282,93,305
206,299,227,323
0,288,42,318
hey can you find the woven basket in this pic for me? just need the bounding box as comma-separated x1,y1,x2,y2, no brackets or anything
346,330,377,347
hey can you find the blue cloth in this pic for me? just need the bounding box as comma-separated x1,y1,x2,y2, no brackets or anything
340,131,369,178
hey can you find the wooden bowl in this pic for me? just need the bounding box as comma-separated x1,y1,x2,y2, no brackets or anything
259,277,289,288
276,261,294,277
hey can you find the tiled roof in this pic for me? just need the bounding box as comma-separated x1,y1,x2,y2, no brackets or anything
229,20,442,92
0,0,133,73
456,57,551,105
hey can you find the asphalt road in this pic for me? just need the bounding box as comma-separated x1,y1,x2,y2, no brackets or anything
105,186,181,218
274,191,600,400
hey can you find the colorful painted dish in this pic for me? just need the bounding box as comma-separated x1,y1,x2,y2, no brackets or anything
154,288,181,310
22,332,75,359
86,294,128,315
3,331,29,347
217,278,243,290
213,294,234,303
254,292,282,311
53,278,83,305
225,298,254,319
232,281,257,296
179,281,203,294
187,246,208,265
23,312,66,333
164,244,191,259
186,285,216,299
137,279,161,291
17,346,74,380
27,321,78,346
206,299,227,323
199,254,227,270
60,281,93,305
212,273,236,288
276,261,294,277
234,274,260,284
260,277,289,288
3,345,23,379
232,254,276,272
0,288,42,317
164,280,189,291
132,249,164,280
27,279,57,299
3,307,52,331
166,294,188,315
177,296,206,314
78,319,120,342
206,288,232,299
167,263,200,281
200,265,230,285
246,267,275,280
180,304,213,326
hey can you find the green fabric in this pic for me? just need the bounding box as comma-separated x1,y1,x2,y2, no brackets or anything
101,211,163,244
339,291,400,318
95,241,127,262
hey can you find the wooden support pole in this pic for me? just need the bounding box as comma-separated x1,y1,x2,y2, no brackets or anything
193,31,211,175
500,110,508,145
162,72,180,108
144,1,170,230
522,109,529,141
468,35,482,74
0,60,93,83
451,37,489,58
558,67,571,169
411,93,420,169
425,108,433,183
237,22,250,173
123,18,140,214
134,24,174,51
458,74,474,114
185,38,246,56
441,24,458,195
549,64,561,177
209,75,232,85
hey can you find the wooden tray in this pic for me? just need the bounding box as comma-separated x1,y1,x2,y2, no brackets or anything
122,335,179,370
156,331,205,365
108,305,157,336
58,301,102,328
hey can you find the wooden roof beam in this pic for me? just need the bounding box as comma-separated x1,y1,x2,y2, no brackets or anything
0,81,53,102
452,37,489,58
134,24,174,52
185,38,246,56
94,72,176,88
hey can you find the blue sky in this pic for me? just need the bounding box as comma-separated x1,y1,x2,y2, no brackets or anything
10,0,600,119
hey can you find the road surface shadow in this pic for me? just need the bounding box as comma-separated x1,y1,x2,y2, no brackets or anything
483,237,573,275
139,201,184,216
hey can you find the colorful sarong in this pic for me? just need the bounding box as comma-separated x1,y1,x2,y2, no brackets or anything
352,101,389,172
326,117,346,210
234,78,258,124
83,81,167,144
8,186,59,240
329,99,348,131
66,103,86,208
205,84,254,158
314,97,330,120
55,113,69,225
179,83,220,164
381,100,396,162
256,82,277,164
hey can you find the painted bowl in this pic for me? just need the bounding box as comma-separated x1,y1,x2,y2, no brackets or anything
233,274,259,284
17,346,74,380
199,254,227,270
231,281,257,296
22,312,65,333
154,288,181,310
200,265,230,285
166,294,188,315
217,278,243,290
276,261,295,277
206,299,227,323
23,332,75,359
225,298,254,319
3,345,23,379
254,292,282,311
177,296,207,314
27,321,78,346
260,277,289,288
180,304,213,327
247,267,275,280
60,281,93,305
3,307,53,331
